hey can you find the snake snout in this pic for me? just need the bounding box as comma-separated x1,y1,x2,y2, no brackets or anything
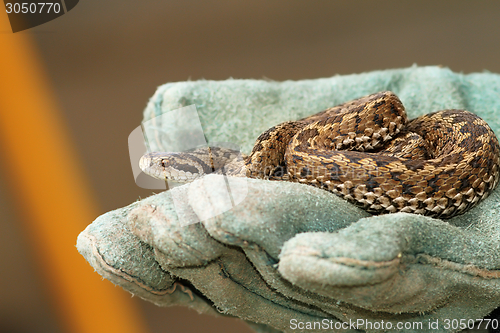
139,153,167,180
139,153,150,171
139,153,156,177
139,151,209,182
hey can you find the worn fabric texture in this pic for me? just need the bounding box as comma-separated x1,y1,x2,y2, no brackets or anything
77,66,500,333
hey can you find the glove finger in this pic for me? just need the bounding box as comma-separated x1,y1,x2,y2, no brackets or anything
279,212,500,315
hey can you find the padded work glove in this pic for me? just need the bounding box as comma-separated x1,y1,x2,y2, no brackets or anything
78,66,500,333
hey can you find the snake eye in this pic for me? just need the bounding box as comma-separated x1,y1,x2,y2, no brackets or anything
161,160,169,168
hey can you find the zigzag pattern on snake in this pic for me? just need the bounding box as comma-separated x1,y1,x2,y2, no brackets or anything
140,91,500,219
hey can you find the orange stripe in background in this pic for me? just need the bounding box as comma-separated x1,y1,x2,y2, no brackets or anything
0,14,148,333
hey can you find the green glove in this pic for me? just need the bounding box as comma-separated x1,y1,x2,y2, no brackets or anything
78,66,500,333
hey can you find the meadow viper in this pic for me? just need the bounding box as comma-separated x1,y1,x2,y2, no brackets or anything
140,91,500,219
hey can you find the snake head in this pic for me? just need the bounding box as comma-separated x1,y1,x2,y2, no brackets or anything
139,151,209,182
139,147,245,182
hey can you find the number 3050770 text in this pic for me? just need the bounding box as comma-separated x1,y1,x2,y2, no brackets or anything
5,3,62,14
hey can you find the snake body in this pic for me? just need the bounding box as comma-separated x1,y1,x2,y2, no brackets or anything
140,91,500,219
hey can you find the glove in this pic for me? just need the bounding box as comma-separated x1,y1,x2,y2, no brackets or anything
78,66,500,333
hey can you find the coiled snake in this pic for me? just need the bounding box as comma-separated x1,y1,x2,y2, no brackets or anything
140,91,500,219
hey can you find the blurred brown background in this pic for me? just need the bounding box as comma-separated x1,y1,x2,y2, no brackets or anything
1,1,500,332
